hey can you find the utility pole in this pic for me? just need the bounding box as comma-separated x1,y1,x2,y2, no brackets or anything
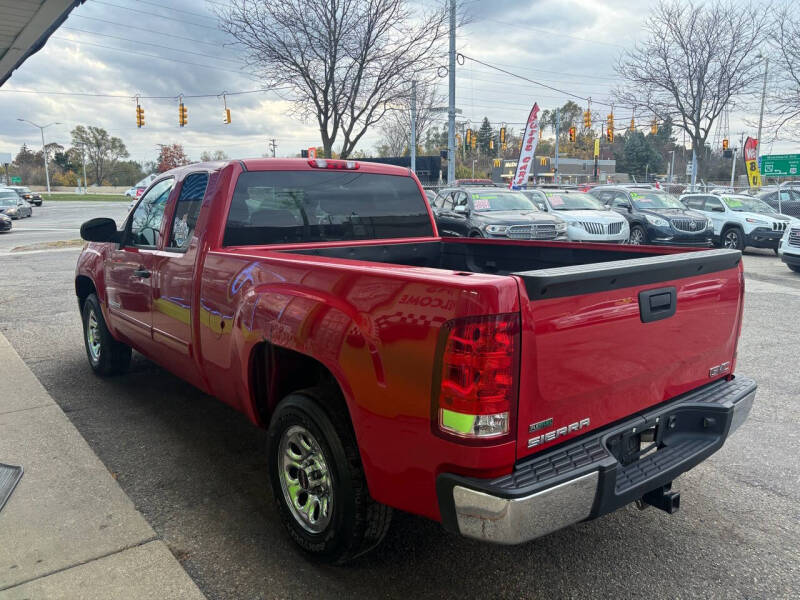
80,144,88,193
17,118,60,195
668,150,675,184
554,107,560,185
757,56,768,158
447,0,456,184
269,139,277,158
730,146,738,189
410,80,417,175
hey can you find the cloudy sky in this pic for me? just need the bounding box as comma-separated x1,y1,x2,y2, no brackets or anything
0,0,792,166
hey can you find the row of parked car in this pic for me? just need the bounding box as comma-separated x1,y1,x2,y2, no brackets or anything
425,182,800,274
0,185,43,232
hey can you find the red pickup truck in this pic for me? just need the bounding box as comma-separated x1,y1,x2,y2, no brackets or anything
76,158,755,563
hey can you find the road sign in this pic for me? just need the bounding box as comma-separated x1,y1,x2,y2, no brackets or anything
10,176,21,184
760,154,800,177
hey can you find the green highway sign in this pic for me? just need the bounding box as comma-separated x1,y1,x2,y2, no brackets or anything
760,154,800,178
10,176,21,184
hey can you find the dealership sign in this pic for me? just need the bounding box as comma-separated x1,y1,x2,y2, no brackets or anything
743,137,762,188
759,154,800,178
509,103,540,188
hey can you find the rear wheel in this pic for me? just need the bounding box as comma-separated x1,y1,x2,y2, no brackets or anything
628,225,646,245
82,293,131,376
267,389,392,563
722,227,744,250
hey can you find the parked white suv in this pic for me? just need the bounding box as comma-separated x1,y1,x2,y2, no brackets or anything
521,189,629,243
680,193,794,252
778,226,800,272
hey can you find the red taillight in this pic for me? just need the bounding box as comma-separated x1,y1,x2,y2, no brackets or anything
307,159,360,170
432,313,520,442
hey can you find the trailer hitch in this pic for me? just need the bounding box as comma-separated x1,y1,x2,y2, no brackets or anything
637,482,681,514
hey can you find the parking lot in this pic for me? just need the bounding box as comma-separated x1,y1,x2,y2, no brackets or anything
1,202,798,599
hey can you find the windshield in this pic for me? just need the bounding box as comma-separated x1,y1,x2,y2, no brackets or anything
630,191,684,209
545,192,605,211
0,194,18,206
470,191,538,212
723,196,777,214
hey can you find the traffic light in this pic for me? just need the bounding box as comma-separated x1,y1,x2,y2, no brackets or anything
471,133,477,150
583,110,591,129
223,108,231,124
489,139,494,150
301,149,309,158
499,127,506,144
629,117,635,132
651,120,658,135
606,114,614,142
179,103,188,127
135,104,144,128
465,128,472,146
568,126,576,142
722,138,729,151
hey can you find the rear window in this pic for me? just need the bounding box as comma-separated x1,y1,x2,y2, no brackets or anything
222,170,433,246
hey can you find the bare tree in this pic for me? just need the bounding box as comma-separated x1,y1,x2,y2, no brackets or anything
768,7,800,138
614,0,769,176
217,0,448,158
376,80,444,156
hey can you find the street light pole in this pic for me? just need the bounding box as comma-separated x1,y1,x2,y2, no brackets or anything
17,118,61,195
447,0,456,184
668,150,675,184
756,56,768,158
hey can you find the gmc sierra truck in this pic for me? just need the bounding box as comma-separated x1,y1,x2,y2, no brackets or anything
75,158,755,563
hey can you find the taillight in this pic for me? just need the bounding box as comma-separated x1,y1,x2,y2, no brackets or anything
307,158,360,170
432,313,520,443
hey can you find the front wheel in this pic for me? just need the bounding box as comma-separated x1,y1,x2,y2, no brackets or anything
628,225,646,245
722,227,744,251
788,264,800,273
82,293,131,375
267,389,392,564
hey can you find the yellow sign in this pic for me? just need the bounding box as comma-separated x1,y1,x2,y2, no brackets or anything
594,139,600,157
743,137,761,188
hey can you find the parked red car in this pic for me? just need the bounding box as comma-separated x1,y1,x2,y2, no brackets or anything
75,158,755,563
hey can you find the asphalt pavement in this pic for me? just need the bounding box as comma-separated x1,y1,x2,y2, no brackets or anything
0,202,798,599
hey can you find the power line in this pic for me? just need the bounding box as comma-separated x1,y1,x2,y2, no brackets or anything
91,0,221,31
472,18,626,49
0,87,289,100
61,27,244,65
69,14,236,50
131,0,219,21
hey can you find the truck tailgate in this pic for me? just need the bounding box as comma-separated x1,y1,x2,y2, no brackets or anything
512,249,743,460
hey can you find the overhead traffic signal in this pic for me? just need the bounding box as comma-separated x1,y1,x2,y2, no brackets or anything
499,127,506,144
223,108,231,124
629,117,635,132
489,139,494,150
465,128,472,146
606,114,614,142
135,104,144,128
568,126,576,142
650,120,658,135
583,110,591,128
179,102,188,127
722,138,729,151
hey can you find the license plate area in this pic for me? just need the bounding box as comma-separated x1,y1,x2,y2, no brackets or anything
607,420,665,466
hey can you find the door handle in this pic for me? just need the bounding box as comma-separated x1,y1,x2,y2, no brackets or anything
638,286,676,323
133,267,151,279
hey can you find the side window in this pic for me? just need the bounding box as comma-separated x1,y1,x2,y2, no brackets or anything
592,190,613,204
129,179,175,247
442,192,455,211
683,196,704,210
704,196,724,212
454,192,469,209
611,192,630,208
779,190,792,203
432,192,445,209
168,173,208,250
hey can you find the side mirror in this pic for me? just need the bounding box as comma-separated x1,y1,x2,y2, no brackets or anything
454,205,469,214
712,206,725,212
80,217,121,243
537,203,547,211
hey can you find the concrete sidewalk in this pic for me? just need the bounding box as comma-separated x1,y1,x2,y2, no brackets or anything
0,333,205,599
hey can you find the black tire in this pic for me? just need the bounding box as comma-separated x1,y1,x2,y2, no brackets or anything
721,226,744,251
789,265,800,273
773,247,779,255
628,225,646,245
81,293,131,376
267,388,392,564
469,230,483,238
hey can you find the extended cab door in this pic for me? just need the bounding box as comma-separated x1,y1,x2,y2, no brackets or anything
701,195,727,236
105,178,174,348
150,172,209,387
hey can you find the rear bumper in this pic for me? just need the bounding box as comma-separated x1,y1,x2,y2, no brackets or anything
437,376,756,544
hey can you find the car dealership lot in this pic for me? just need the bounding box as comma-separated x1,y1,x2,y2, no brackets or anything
0,202,798,599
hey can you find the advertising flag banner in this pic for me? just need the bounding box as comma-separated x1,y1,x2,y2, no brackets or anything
509,103,540,188
743,137,762,188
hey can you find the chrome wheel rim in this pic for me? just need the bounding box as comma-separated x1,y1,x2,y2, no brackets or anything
724,231,740,249
86,309,101,362
629,228,644,245
278,425,333,533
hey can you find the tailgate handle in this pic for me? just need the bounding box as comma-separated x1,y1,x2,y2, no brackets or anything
638,287,676,323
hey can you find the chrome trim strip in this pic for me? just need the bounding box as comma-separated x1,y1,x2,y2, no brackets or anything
453,471,598,545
